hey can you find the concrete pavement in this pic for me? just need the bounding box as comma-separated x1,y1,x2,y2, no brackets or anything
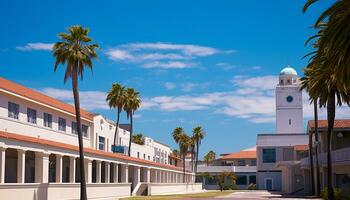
215,190,322,200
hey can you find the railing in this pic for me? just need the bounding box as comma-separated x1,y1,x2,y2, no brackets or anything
197,165,256,173
300,146,350,167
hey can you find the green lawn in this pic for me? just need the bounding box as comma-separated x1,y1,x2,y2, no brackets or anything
120,190,234,200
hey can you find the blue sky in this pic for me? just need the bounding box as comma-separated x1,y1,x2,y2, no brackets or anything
0,0,338,157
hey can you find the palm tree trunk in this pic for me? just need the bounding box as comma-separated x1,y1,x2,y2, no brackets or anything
195,141,199,173
128,112,133,156
72,67,87,200
113,109,121,147
183,153,186,183
309,125,315,195
314,101,321,196
326,92,335,200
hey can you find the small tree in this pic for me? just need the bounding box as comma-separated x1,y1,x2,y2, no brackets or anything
131,133,145,145
217,171,236,191
203,150,216,166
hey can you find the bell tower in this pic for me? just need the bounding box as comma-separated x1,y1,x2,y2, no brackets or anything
275,66,303,134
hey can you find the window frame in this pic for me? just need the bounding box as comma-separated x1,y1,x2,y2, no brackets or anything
262,148,276,163
27,107,37,124
98,136,105,150
8,102,19,120
43,112,52,128
58,117,66,132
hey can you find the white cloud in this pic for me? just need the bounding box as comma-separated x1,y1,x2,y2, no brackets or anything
216,63,235,71
40,74,350,124
143,61,194,69
16,43,53,51
41,88,108,110
105,42,233,69
163,82,177,90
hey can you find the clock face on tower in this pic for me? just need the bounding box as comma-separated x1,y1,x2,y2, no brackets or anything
286,95,294,103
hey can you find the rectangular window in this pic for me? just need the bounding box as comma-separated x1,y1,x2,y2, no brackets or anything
137,152,140,158
58,117,66,131
8,102,19,119
27,108,36,124
72,122,77,134
44,113,52,128
251,159,257,166
236,175,247,185
82,125,88,137
148,155,150,160
143,154,146,159
249,175,256,184
238,160,246,166
98,136,105,150
263,149,276,163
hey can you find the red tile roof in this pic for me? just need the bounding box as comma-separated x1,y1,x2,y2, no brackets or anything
0,77,93,121
294,145,308,151
0,130,187,172
219,150,256,160
308,119,350,130
169,153,182,160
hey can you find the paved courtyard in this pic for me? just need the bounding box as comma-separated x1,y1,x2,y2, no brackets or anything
214,191,321,200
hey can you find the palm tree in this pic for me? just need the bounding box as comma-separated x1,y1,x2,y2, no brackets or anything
313,100,321,196
190,136,195,172
172,127,191,182
123,88,141,156
131,133,145,145
192,126,205,173
303,1,350,198
203,150,216,166
178,133,192,182
53,25,98,200
106,83,125,151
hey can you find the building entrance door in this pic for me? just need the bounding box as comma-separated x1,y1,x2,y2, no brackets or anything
266,179,273,191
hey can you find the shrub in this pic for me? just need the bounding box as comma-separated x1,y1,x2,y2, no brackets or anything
247,183,257,190
321,187,347,200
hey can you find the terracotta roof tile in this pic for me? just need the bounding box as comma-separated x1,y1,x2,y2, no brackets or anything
294,145,308,151
308,119,350,130
0,77,93,121
0,130,186,172
219,150,256,160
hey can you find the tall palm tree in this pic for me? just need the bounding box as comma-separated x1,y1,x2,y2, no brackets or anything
313,100,321,196
106,83,125,151
203,150,216,166
123,88,141,156
178,133,192,182
190,136,196,172
192,126,205,173
303,1,350,198
172,127,191,182
53,25,98,200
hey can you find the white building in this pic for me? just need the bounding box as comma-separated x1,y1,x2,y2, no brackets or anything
93,114,171,165
256,66,308,193
0,77,200,200
197,147,257,190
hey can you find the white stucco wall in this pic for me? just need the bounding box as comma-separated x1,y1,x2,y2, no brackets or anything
0,92,92,148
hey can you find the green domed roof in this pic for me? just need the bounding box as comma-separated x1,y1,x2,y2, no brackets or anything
280,66,297,76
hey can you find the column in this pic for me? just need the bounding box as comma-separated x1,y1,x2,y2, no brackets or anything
113,163,118,183
143,168,150,183
105,161,110,183
35,152,49,183
133,166,140,185
96,160,101,183
17,149,25,183
0,147,6,183
84,158,92,183
153,169,157,183
56,154,62,183
69,157,76,183
120,164,128,183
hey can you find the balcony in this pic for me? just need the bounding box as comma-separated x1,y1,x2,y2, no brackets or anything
197,165,256,173
300,147,350,167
